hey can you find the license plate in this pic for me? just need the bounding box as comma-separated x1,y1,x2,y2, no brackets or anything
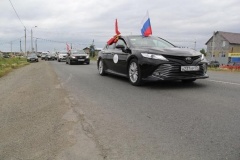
181,66,199,71
78,59,84,61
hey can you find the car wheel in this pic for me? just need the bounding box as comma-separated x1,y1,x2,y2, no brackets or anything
128,59,142,86
66,60,68,64
182,79,196,83
98,59,106,75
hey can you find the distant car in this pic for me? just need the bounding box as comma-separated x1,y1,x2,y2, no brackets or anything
54,52,58,60
66,50,90,65
57,51,68,62
27,53,38,62
45,53,55,61
208,60,220,67
3,54,10,58
41,52,48,60
97,35,208,86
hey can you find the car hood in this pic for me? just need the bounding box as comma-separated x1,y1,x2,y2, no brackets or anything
133,47,201,57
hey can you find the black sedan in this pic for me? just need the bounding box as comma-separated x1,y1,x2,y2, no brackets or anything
45,53,55,61
66,50,90,65
27,53,38,62
97,35,208,86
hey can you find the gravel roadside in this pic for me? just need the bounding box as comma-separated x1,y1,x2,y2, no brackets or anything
0,61,103,160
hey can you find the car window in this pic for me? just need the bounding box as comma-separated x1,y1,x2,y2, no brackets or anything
71,50,85,54
129,36,174,48
115,39,126,49
106,43,115,50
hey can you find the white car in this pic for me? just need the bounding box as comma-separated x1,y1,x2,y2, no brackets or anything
57,51,68,62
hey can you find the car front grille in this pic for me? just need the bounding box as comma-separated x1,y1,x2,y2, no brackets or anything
75,56,86,59
153,64,205,79
164,55,201,62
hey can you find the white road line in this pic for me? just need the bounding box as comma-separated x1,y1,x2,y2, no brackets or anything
207,79,240,86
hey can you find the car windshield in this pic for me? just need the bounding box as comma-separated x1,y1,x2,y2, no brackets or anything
128,36,175,48
71,50,86,54
28,54,37,57
59,51,67,54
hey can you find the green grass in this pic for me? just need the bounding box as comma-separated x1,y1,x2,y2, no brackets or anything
90,56,98,61
0,57,29,77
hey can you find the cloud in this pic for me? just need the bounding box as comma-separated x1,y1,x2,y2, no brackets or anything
0,0,240,52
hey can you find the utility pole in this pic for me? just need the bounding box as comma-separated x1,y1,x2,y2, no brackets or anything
194,40,196,51
35,38,38,54
31,29,33,53
10,41,12,53
24,27,26,56
211,31,215,60
20,39,22,52
31,26,37,53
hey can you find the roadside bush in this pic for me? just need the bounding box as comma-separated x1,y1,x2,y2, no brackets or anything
0,57,29,77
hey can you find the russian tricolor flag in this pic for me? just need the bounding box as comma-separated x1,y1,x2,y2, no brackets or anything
141,11,152,37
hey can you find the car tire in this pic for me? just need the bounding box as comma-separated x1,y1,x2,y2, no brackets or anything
66,60,68,64
128,59,142,86
98,59,106,76
182,79,196,83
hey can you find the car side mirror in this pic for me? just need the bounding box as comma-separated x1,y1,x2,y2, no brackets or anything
116,44,125,50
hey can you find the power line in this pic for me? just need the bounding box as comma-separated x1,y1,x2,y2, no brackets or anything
8,0,25,27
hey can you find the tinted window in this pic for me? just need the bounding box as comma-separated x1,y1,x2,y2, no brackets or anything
115,39,126,49
71,50,86,54
129,36,174,48
107,43,115,50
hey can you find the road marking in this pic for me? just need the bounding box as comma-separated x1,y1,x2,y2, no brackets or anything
207,79,240,86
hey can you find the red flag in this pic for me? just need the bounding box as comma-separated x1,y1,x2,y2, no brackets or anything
66,43,70,52
107,19,121,45
115,19,121,35
107,37,115,45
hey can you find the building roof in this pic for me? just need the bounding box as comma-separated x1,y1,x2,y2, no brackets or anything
205,31,240,45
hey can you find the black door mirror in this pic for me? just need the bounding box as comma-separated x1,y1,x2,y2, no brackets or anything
116,44,125,49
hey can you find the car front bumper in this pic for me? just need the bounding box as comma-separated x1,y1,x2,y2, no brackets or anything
70,58,90,63
138,56,209,81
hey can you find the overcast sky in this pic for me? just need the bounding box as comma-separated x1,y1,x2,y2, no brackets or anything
0,0,239,52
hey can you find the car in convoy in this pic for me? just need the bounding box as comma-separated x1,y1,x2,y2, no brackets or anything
57,51,68,62
97,35,209,85
2,53,10,58
27,53,38,62
41,52,48,60
208,60,220,67
45,52,55,61
66,50,90,65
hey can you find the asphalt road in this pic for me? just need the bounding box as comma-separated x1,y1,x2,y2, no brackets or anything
48,60,240,160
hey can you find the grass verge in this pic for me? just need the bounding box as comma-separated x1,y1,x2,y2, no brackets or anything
0,57,29,77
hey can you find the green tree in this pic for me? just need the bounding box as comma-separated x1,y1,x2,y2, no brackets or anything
200,48,206,56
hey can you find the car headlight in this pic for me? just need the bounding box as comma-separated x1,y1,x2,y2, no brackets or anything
201,54,205,61
86,55,89,58
71,56,76,58
141,53,168,61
